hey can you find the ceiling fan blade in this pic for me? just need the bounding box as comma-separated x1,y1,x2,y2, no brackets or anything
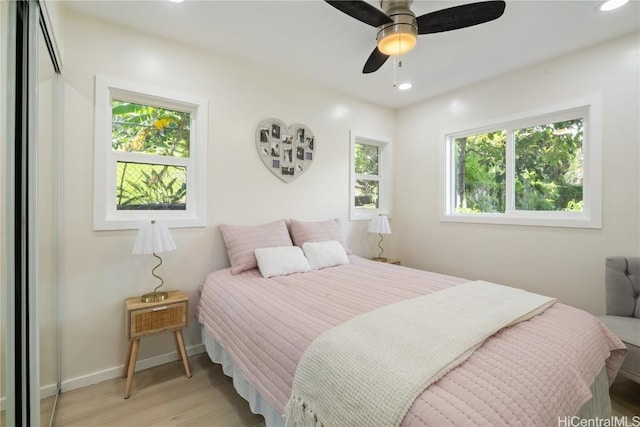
363,48,389,74
325,0,392,28
416,1,506,35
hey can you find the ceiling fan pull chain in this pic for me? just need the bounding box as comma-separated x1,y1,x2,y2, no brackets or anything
392,56,397,87
392,34,402,87
392,54,404,88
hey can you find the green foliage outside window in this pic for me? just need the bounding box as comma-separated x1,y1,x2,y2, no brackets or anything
455,131,506,213
116,162,187,210
515,120,583,211
112,100,190,210
455,119,583,213
354,143,379,209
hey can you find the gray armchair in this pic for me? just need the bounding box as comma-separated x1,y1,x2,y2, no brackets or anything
598,257,640,383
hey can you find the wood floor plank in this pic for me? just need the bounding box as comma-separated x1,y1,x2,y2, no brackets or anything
53,353,640,426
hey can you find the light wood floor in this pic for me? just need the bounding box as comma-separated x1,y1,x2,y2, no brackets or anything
53,353,640,426
53,354,264,427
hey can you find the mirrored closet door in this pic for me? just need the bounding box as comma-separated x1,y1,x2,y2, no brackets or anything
36,3,61,425
2,0,61,425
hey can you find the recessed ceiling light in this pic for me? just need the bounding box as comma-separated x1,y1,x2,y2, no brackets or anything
599,0,629,11
398,83,412,91
169,0,184,3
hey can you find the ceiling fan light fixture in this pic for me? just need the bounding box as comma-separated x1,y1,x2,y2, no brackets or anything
378,31,417,56
376,2,418,57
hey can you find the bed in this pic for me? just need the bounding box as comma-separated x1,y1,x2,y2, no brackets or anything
196,219,627,426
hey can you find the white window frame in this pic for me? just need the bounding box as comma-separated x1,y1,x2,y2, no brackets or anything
441,97,602,229
93,75,208,230
350,131,392,221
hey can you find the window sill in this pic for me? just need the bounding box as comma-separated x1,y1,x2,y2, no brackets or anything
441,212,601,229
93,215,206,231
350,210,393,222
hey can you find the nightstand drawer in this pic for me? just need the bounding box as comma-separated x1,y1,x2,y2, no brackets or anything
128,300,187,339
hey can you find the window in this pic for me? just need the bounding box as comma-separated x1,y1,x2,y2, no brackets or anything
442,99,601,228
94,75,208,230
350,132,392,220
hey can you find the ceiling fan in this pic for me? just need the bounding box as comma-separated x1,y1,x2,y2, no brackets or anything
326,0,506,74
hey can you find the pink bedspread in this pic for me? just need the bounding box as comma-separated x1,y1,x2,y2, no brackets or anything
196,255,627,426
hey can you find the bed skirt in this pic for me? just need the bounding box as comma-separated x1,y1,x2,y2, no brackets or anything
202,327,286,427
201,326,612,426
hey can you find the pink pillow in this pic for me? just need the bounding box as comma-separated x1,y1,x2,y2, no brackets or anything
220,219,293,274
289,218,350,254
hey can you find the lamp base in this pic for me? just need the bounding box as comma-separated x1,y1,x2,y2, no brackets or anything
372,257,388,262
140,291,168,303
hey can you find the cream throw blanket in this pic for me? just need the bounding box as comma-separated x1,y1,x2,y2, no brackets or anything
285,280,556,427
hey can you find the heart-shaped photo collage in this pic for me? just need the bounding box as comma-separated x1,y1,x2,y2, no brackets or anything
255,118,315,183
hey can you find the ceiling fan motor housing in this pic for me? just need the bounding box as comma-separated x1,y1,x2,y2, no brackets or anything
377,0,418,55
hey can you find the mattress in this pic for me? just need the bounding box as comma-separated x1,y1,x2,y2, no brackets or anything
196,255,627,426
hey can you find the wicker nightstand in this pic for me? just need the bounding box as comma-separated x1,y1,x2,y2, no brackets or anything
122,290,191,399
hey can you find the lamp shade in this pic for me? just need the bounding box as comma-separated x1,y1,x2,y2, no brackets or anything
132,220,177,255
368,215,392,235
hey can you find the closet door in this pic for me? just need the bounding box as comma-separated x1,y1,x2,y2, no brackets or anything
0,0,11,424
35,4,60,426
1,1,60,425
1,2,23,424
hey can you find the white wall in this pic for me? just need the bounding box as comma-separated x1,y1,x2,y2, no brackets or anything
60,9,396,389
394,33,640,315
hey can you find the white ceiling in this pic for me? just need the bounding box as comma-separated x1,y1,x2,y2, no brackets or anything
64,0,640,109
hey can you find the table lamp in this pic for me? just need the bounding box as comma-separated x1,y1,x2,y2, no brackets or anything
368,214,391,261
132,220,176,302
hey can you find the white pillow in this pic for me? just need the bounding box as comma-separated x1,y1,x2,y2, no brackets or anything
254,246,311,278
302,240,349,270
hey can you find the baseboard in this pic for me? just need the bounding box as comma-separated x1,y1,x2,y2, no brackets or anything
60,343,205,393
41,383,59,399
0,382,59,411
